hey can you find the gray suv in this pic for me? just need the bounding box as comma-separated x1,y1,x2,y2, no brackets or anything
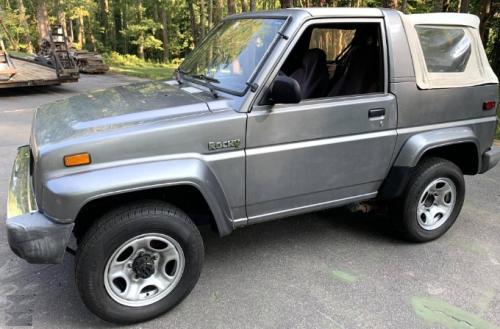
6,8,500,324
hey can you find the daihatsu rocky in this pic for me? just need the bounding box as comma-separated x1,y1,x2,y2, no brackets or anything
6,8,499,324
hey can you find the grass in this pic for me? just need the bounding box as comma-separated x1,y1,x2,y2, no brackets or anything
108,63,177,80
104,52,177,80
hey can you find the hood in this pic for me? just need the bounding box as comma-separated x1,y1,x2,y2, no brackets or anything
32,81,211,150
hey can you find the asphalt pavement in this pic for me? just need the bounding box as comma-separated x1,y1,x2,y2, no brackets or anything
0,74,499,329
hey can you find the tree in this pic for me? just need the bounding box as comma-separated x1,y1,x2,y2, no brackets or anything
280,0,293,8
432,0,443,12
16,0,33,52
200,0,206,39
188,0,197,45
241,0,248,12
213,0,223,24
479,0,494,43
55,0,68,37
228,0,236,15
459,0,469,13
400,0,408,12
208,0,213,28
35,0,50,40
160,2,169,61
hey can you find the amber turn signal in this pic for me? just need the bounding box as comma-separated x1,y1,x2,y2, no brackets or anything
64,153,91,167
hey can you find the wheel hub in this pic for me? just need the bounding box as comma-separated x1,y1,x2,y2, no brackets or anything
417,177,457,231
132,253,155,279
423,194,435,207
104,233,185,307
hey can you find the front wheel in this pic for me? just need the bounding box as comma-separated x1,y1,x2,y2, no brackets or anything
75,201,204,324
393,157,465,242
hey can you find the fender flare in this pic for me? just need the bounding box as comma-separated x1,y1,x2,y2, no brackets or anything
380,126,479,198
42,158,235,236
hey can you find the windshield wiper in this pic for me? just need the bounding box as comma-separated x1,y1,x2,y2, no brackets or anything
190,74,220,84
188,73,220,98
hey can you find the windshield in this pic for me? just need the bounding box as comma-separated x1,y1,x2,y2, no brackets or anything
179,18,285,94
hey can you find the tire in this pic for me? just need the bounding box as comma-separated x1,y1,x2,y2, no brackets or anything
392,157,465,242
75,201,204,324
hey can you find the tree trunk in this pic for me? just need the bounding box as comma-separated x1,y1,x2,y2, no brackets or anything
35,0,50,41
459,0,469,12
241,0,248,11
137,0,145,59
228,0,237,15
250,0,256,10
381,0,396,8
86,16,97,51
112,0,122,51
442,0,450,11
280,0,293,8
188,0,197,45
77,14,85,48
100,0,112,48
123,1,128,53
432,0,443,12
16,0,33,53
68,19,74,42
160,7,169,62
54,0,68,38
489,24,499,76
479,0,492,43
208,0,213,29
200,0,206,39
214,0,223,24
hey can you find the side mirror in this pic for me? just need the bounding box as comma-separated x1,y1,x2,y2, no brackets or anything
269,75,302,104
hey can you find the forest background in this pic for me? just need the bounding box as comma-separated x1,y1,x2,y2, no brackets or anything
0,0,498,136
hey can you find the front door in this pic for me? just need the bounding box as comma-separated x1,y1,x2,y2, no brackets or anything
245,19,397,223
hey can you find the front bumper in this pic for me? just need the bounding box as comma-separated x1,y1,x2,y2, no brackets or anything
6,146,73,264
480,145,500,174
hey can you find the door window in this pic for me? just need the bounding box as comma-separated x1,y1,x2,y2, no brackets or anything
276,22,384,100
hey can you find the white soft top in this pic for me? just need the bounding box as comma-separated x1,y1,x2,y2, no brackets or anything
404,12,480,28
400,12,498,89
301,7,383,17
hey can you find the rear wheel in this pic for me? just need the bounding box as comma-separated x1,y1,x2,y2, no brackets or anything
75,201,204,324
393,157,465,242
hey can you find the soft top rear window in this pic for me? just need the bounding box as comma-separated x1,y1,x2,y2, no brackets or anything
415,26,471,73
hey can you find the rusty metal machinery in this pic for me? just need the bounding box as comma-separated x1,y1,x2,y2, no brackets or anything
35,25,79,79
69,48,109,74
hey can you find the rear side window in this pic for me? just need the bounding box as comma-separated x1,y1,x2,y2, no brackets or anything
415,26,471,73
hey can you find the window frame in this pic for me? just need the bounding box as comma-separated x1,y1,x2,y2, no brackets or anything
253,17,389,108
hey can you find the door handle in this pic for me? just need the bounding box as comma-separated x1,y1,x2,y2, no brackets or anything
368,108,385,118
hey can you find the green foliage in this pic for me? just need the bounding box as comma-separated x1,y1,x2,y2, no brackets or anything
125,18,163,52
